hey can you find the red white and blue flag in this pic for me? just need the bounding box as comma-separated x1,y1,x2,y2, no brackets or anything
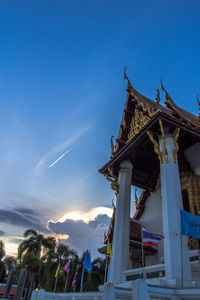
142,226,164,247
72,271,77,287
63,257,71,273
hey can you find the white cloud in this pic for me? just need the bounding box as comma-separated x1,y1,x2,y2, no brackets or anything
47,213,111,258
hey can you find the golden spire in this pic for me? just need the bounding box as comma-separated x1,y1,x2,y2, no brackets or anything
135,188,139,209
197,95,200,120
155,89,160,110
110,135,114,158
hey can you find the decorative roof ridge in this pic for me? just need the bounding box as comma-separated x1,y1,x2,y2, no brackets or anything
161,80,200,128
124,67,164,118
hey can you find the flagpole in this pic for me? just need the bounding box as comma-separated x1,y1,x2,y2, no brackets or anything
140,225,145,279
80,266,85,292
104,254,108,284
180,233,183,288
64,272,69,293
54,273,58,292
54,234,60,293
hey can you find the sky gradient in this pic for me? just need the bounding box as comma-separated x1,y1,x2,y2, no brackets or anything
0,0,200,258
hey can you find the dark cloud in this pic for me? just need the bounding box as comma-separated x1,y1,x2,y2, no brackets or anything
14,208,41,224
0,209,49,233
48,214,111,257
0,230,5,236
15,208,36,215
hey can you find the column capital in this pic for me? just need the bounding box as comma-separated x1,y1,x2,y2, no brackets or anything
120,160,133,172
159,130,180,164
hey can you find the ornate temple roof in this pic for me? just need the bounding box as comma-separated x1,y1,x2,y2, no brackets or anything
114,71,200,154
99,71,200,192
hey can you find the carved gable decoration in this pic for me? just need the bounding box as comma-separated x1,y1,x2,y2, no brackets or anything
127,108,150,143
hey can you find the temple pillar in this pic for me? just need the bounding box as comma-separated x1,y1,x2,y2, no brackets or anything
159,134,192,287
108,160,133,283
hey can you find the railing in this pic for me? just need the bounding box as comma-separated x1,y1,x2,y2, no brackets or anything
123,250,200,282
123,263,165,282
31,289,103,300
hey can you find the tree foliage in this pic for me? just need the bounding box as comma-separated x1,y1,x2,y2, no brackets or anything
1,229,106,293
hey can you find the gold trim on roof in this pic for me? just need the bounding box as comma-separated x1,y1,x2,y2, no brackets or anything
197,95,200,120
156,89,160,110
159,119,169,163
135,189,139,210
173,127,180,163
110,136,115,158
147,130,163,163
103,168,119,195
161,80,200,128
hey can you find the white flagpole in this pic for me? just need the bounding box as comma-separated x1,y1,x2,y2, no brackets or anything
141,226,145,279
54,234,60,293
64,272,69,293
80,266,85,292
104,254,108,284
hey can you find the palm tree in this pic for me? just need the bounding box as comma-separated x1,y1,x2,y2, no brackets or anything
18,229,56,260
3,256,16,274
0,240,6,282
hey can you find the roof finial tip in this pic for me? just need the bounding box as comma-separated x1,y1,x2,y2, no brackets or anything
197,94,200,106
124,66,128,80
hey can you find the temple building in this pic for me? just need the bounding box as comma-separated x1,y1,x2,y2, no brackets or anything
98,70,200,299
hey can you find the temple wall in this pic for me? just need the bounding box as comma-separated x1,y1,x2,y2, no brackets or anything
139,181,164,266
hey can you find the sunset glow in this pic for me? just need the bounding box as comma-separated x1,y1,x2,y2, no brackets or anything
58,206,113,223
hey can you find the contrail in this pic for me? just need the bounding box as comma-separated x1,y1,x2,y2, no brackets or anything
48,148,72,168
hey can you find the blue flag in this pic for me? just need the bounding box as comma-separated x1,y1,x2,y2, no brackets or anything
180,209,200,239
83,250,92,272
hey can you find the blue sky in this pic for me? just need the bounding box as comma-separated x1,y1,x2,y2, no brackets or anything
0,0,200,257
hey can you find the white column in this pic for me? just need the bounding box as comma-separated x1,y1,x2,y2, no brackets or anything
159,134,191,287
108,160,133,283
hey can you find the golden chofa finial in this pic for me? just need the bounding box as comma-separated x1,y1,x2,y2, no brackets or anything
135,189,139,209
155,89,160,110
197,95,200,120
110,135,115,158
161,79,171,107
124,66,131,90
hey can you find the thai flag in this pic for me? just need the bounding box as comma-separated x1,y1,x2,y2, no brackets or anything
142,226,164,247
72,271,77,287
63,257,71,273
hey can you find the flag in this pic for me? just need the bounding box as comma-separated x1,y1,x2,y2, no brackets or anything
180,209,200,239
83,250,92,272
142,226,164,246
72,271,77,287
63,257,71,273
107,239,113,257
55,263,60,278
